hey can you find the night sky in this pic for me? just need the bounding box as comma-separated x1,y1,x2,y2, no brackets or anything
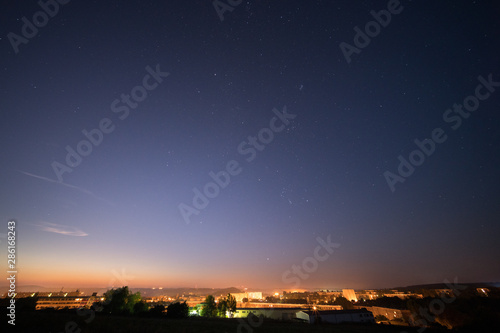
1,0,499,291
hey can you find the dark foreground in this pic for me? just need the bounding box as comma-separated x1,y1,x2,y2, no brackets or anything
3,311,459,333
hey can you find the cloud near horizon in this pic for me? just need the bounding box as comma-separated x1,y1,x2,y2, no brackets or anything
35,222,88,237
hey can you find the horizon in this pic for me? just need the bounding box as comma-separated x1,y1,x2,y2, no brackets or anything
2,280,499,293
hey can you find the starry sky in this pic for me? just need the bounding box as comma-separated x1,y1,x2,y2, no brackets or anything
1,0,499,291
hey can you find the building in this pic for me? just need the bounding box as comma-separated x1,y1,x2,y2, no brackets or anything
342,289,358,302
7,292,37,298
357,306,412,324
355,290,379,300
297,309,375,324
315,290,343,302
35,295,96,310
189,303,205,316
232,307,303,321
230,292,262,302
356,290,423,301
382,290,423,299
428,289,454,297
282,291,309,303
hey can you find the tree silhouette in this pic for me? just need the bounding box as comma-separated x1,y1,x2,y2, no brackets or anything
201,295,218,317
217,298,228,317
333,296,354,309
133,301,149,314
226,293,237,317
166,301,189,318
149,304,165,316
216,293,237,318
102,286,142,315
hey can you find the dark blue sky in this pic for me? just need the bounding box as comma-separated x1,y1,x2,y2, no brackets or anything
1,0,499,290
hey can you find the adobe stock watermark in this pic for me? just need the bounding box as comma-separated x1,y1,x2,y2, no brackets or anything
212,0,242,21
178,105,297,224
107,268,136,288
340,0,404,64
384,73,499,192
51,64,169,182
402,277,466,333
7,0,71,54
282,234,340,288
235,234,340,333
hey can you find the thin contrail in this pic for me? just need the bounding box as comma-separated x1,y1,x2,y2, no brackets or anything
19,170,114,206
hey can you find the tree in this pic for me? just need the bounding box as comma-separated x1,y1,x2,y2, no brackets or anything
226,293,237,317
102,286,142,315
265,296,279,303
216,293,237,318
133,301,149,314
149,304,165,316
333,296,354,310
166,301,189,318
217,298,228,317
201,295,218,317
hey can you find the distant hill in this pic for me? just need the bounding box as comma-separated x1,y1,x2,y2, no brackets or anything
395,282,499,291
0,285,51,293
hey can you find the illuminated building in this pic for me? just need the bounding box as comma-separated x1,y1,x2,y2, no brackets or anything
230,292,262,302
342,289,358,302
35,295,96,310
297,309,375,324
